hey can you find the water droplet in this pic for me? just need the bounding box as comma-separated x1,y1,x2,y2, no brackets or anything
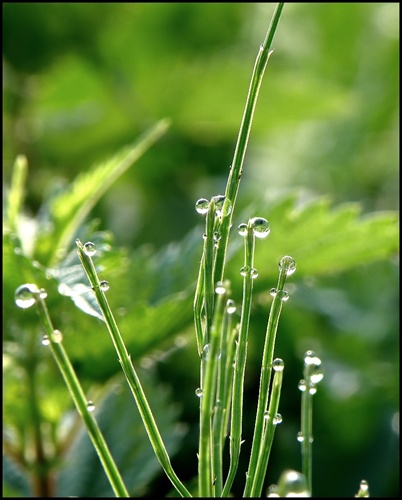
87,401,95,412
237,223,248,237
212,195,225,216
273,413,283,425
83,242,96,256
41,335,50,346
273,358,285,372
278,290,289,302
270,288,278,297
202,343,221,361
195,198,209,214
226,299,236,314
250,268,258,279
240,265,250,277
279,256,296,276
309,384,317,395
264,410,269,420
99,280,109,292
298,379,306,392
195,388,203,398
357,480,369,497
202,344,211,360
277,470,309,497
213,231,221,242
359,480,369,492
250,217,270,239
297,431,304,442
267,484,279,497
15,284,40,309
215,282,226,294
304,351,324,384
51,329,63,343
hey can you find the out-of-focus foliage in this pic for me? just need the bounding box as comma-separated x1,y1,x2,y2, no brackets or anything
3,3,399,498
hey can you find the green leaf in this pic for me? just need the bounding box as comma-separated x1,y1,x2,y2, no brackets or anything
55,370,186,497
229,191,399,289
33,119,170,267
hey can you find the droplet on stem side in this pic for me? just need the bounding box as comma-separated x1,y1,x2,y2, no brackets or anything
250,268,258,279
298,379,306,392
99,280,109,292
250,217,270,239
195,388,203,398
240,265,250,277
237,223,248,237
83,242,96,256
15,284,40,309
195,198,209,215
215,282,226,294
41,335,50,346
202,343,221,361
212,195,226,216
87,401,95,412
51,329,63,343
273,413,282,425
226,299,236,314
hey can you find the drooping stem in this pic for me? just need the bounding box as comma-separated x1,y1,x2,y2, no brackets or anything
35,293,129,498
76,239,192,498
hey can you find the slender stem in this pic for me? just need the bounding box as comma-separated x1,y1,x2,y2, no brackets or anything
198,290,226,497
212,300,234,497
301,369,314,494
194,251,205,356
249,365,284,497
244,267,289,496
25,335,53,497
203,200,217,344
222,224,255,497
35,295,129,498
214,2,284,285
76,239,192,498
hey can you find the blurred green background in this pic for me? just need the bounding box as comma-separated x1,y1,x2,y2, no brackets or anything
3,3,399,497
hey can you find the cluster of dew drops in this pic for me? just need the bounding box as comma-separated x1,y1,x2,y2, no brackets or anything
297,350,324,444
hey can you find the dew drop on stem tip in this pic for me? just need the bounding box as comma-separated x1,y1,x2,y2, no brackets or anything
250,217,270,239
279,256,297,276
273,358,285,372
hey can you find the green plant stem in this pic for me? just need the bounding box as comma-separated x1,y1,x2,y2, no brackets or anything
249,366,284,497
301,369,314,494
193,252,205,356
198,290,226,497
203,200,217,344
35,295,129,498
244,267,289,496
214,2,284,285
212,302,235,497
76,239,192,498
222,224,255,497
25,331,52,497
